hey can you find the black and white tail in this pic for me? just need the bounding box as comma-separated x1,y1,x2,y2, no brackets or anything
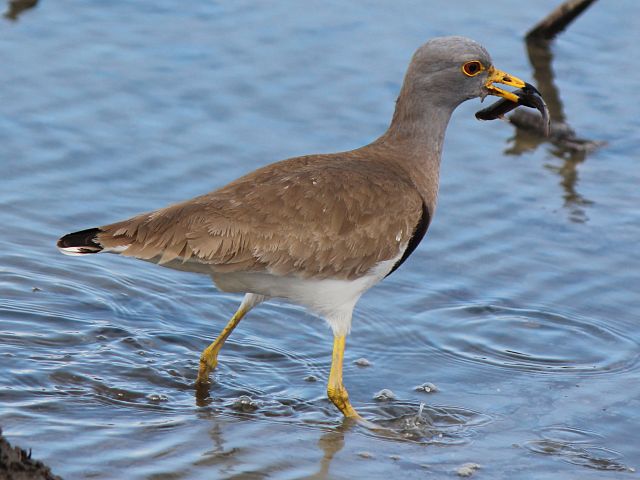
57,228,104,256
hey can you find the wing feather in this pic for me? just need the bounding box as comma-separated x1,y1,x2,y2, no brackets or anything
97,153,424,280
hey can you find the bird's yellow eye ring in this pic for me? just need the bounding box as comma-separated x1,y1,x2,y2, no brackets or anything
462,60,484,77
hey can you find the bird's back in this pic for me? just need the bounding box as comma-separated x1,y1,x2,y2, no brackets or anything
67,147,428,283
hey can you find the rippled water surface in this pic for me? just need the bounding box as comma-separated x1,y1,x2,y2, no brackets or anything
2,1,640,478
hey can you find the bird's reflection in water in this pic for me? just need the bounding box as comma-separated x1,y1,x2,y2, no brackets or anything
192,400,492,478
197,420,252,475
307,402,493,477
504,16,604,223
308,428,347,479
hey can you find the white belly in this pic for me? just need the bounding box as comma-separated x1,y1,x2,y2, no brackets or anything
210,253,402,335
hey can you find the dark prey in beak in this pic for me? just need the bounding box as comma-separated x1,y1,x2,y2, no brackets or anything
476,82,550,136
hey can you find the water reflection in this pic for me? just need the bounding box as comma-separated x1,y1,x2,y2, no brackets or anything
421,304,640,376
307,405,490,478
504,4,604,223
525,425,631,472
309,429,346,479
190,394,493,477
195,382,213,408
2,0,639,476
197,422,242,472
3,0,37,21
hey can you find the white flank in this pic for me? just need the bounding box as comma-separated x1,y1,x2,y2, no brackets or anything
211,247,406,336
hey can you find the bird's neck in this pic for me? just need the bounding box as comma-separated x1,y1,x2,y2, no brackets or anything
370,84,456,211
381,81,455,152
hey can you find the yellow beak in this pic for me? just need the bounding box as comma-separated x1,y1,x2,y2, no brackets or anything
485,66,526,103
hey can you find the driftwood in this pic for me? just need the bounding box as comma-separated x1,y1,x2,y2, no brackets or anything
526,0,598,41
0,427,62,480
3,0,38,21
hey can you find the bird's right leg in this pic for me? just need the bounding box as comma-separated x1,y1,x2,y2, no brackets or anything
327,334,361,419
196,293,264,385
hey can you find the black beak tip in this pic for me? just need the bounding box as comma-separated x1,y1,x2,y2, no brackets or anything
523,82,541,97
475,83,550,137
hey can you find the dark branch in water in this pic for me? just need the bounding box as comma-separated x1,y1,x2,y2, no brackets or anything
505,0,603,223
526,0,598,42
511,0,602,151
508,109,604,153
3,0,38,21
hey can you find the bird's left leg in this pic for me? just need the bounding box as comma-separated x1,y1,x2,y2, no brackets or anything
196,293,264,385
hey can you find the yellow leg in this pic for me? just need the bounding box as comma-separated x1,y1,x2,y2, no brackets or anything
327,335,361,419
196,303,249,385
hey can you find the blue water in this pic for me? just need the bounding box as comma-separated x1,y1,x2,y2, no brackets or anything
1,1,640,478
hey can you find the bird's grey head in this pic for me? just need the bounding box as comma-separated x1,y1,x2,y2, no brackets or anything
403,36,525,110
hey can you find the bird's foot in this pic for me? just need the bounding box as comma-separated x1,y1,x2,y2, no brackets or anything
327,384,361,420
195,346,220,385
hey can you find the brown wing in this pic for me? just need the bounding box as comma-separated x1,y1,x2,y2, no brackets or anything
97,152,424,280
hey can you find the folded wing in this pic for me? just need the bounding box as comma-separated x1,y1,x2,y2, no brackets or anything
96,154,425,280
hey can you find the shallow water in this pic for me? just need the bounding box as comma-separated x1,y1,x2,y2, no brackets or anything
2,1,640,478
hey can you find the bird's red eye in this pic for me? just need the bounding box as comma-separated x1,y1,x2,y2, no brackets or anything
462,61,483,77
